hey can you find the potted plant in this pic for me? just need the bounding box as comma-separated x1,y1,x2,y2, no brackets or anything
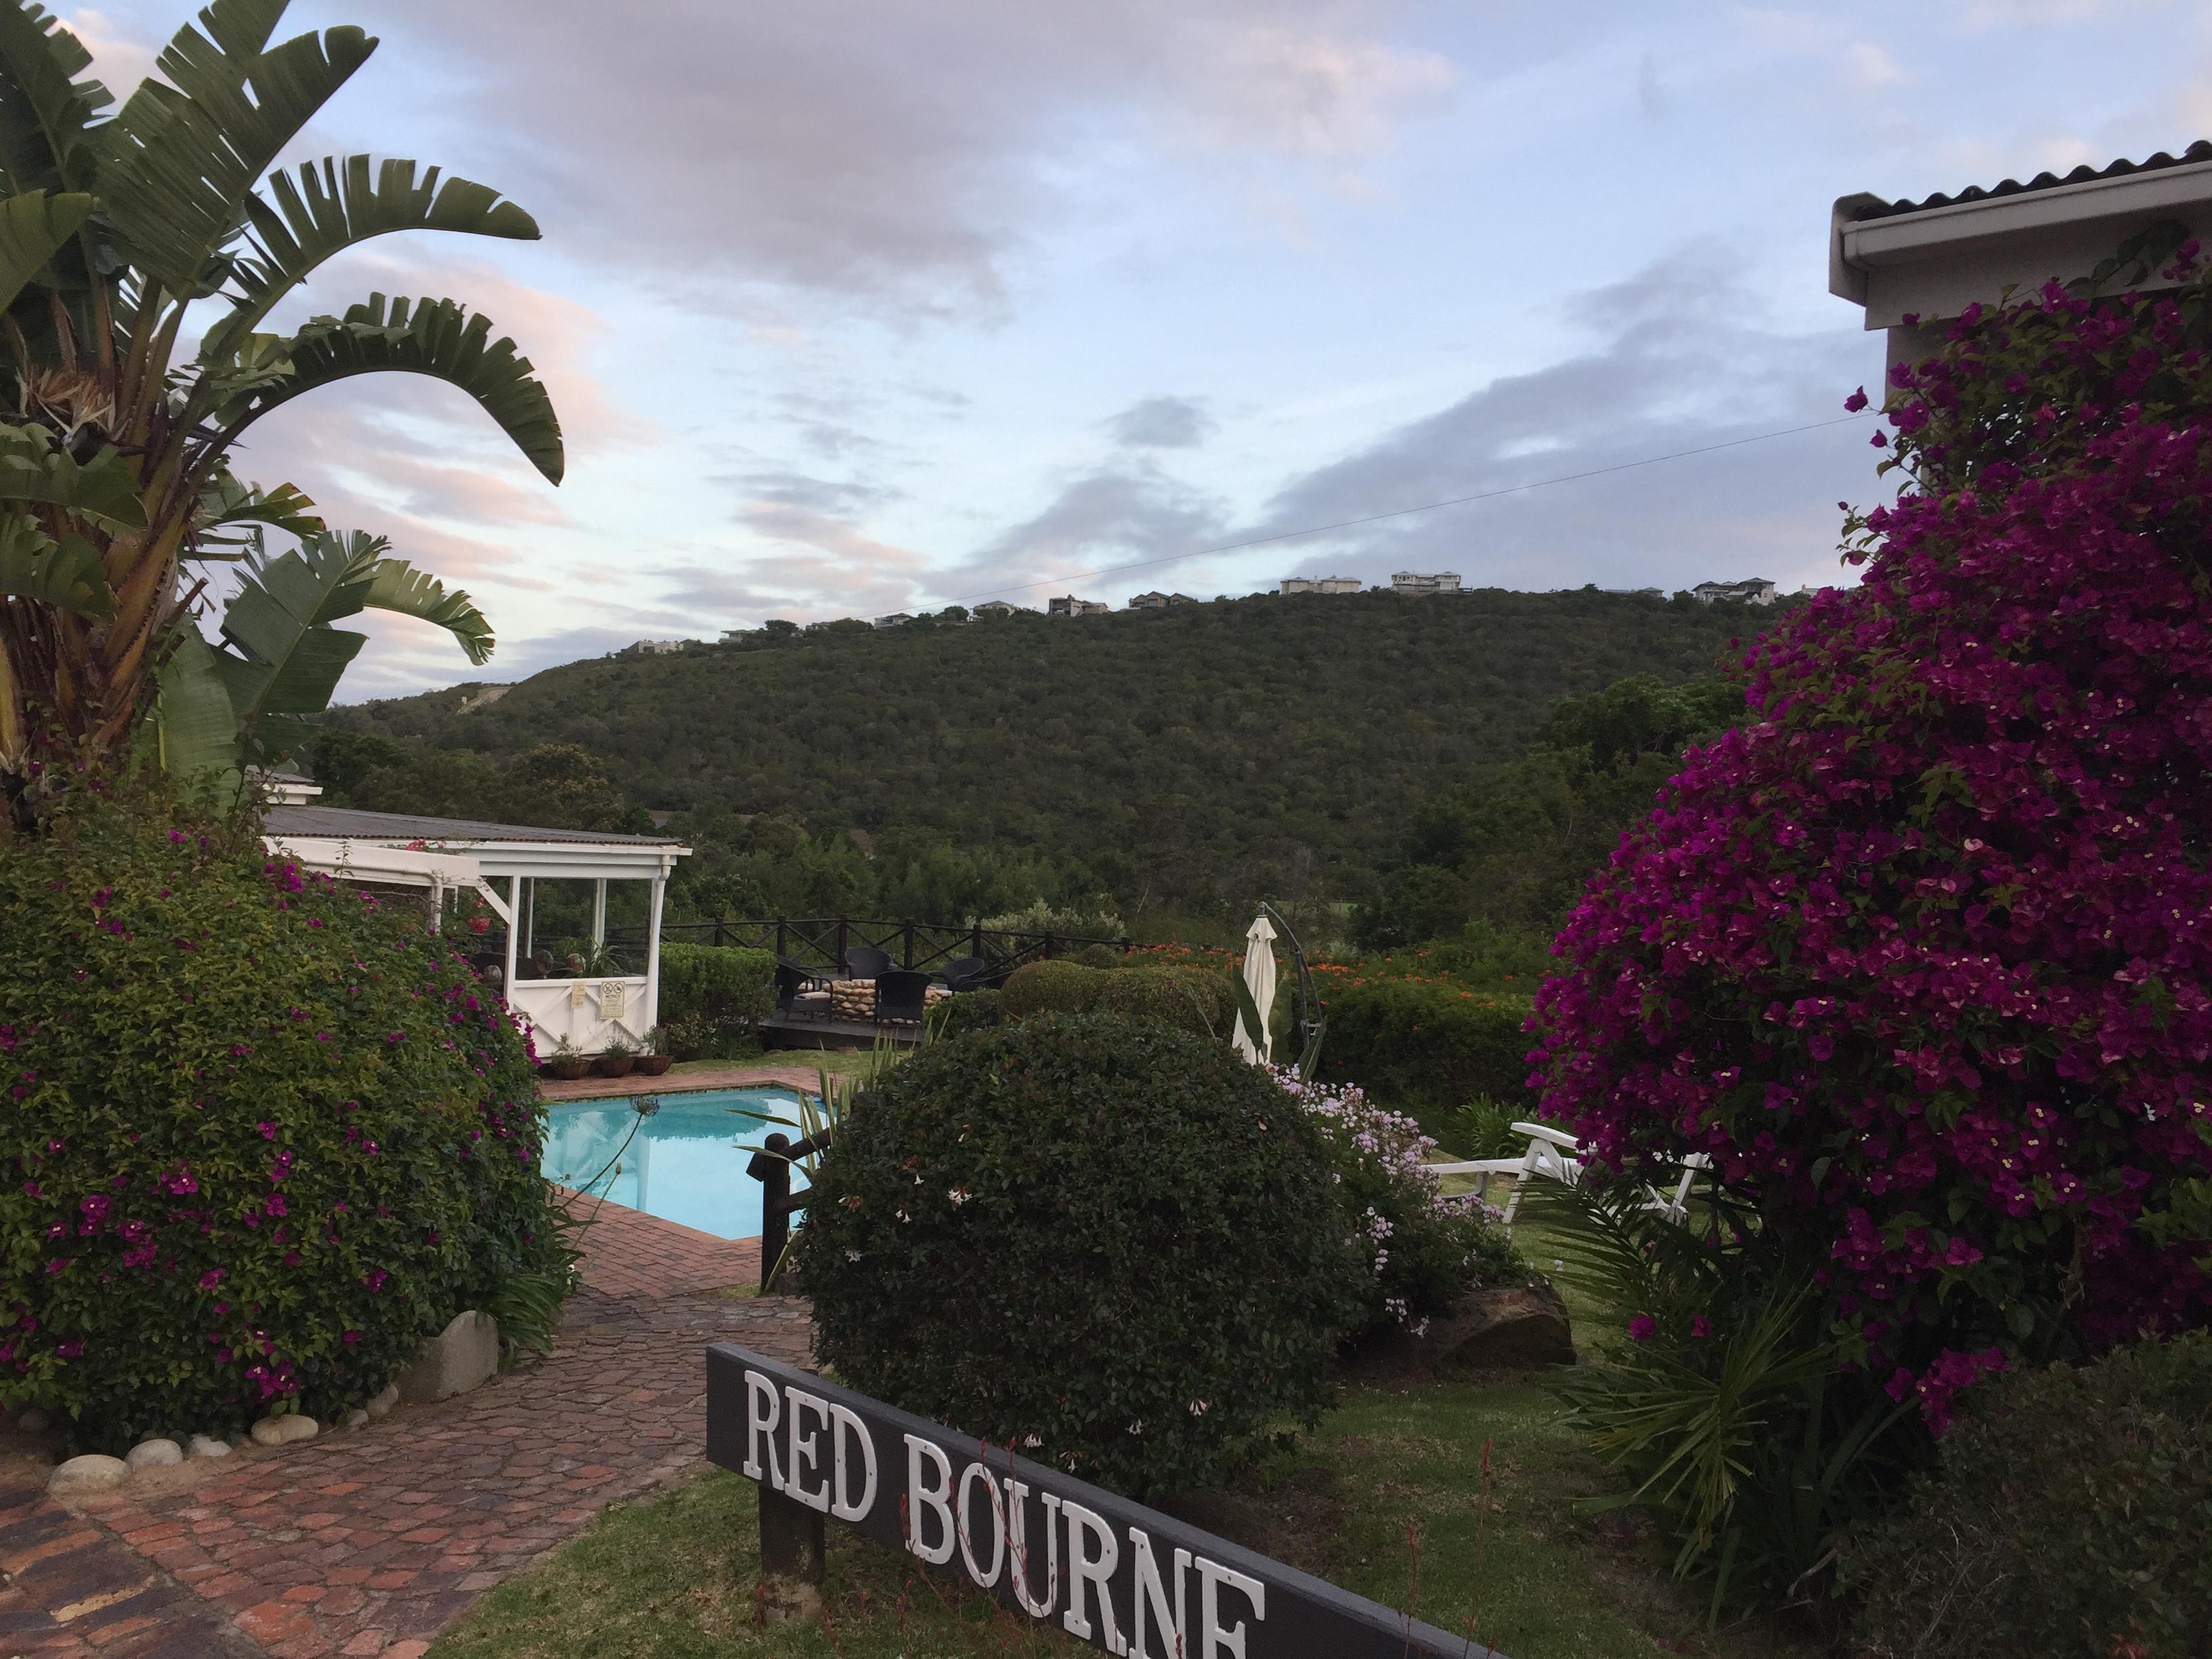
544,1036,590,1081
592,1035,636,1078
633,1027,674,1077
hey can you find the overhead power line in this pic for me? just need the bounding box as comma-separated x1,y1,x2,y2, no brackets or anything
950,413,1870,603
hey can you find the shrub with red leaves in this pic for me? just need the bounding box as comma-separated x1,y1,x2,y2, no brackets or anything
1532,228,2212,1429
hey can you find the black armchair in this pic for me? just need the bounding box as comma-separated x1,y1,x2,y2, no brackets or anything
844,944,894,979
936,955,989,992
875,969,932,1025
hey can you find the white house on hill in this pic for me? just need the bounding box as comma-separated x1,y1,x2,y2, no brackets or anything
1692,578,1778,606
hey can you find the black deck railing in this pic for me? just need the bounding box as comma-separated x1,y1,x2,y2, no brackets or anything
616,916,1131,977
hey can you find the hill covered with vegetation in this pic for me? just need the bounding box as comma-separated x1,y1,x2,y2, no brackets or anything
318,587,1785,937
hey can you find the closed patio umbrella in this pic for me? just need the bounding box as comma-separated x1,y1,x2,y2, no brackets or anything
1234,913,1277,1065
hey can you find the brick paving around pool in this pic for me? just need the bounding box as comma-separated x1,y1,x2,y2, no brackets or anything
0,1195,815,1658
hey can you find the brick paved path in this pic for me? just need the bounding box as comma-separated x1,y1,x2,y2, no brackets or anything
537,1061,825,1103
0,1200,816,1658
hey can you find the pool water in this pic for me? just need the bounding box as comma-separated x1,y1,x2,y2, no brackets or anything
539,1087,812,1240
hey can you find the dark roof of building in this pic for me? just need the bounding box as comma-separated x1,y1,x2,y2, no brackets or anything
1853,140,2212,222
264,805,678,847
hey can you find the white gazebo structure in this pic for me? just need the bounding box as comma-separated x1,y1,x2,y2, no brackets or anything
263,804,691,1058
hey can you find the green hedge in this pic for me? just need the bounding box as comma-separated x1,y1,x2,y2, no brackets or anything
0,798,565,1449
656,942,774,1059
924,987,1002,1040
1000,959,1233,1038
1311,977,1536,1145
1843,1332,2212,1657
794,1015,1364,1496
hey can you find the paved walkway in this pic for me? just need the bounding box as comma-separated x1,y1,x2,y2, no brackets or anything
0,1194,815,1658
537,1061,825,1103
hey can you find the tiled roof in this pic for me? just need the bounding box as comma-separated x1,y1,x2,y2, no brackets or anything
264,804,678,847
1852,140,2212,222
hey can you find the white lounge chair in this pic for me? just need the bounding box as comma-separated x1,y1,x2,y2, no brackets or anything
1430,1123,1711,1229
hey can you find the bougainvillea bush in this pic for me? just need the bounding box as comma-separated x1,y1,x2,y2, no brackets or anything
0,794,566,1450
1533,232,2212,1429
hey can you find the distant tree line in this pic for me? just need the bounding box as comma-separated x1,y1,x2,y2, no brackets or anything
313,587,1783,937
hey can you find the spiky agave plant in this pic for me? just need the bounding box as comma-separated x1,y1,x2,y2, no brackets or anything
0,0,562,820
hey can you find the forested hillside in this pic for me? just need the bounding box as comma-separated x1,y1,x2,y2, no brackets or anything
320,588,1784,932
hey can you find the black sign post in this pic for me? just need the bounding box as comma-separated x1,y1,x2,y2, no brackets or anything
707,1344,1503,1658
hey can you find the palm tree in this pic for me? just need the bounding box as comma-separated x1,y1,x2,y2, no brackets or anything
0,0,561,819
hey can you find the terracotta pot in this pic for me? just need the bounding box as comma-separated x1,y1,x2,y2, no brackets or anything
632,1052,673,1076
544,1057,590,1080
592,1054,637,1078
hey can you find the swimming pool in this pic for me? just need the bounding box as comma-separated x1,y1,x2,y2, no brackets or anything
539,1086,811,1240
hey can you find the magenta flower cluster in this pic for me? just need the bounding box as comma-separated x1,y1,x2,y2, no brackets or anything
1532,245,2212,1429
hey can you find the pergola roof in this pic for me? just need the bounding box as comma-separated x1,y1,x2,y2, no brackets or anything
264,805,689,881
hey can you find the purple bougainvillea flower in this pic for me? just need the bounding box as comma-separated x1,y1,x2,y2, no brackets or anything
1691,1314,1714,1338
1628,1315,1658,1343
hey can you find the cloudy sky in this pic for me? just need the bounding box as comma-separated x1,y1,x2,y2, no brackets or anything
75,0,2208,693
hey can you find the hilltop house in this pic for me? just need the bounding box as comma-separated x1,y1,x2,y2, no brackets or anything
873,613,914,628
1127,591,1198,610
1831,141,2212,369
972,600,1029,617
1279,576,1361,595
617,638,687,657
1048,596,1111,617
1391,572,1463,596
1692,578,1778,606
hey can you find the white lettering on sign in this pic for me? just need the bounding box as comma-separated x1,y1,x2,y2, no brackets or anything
956,1460,1008,1586
742,1372,784,1488
733,1366,1277,1657
828,1402,877,1523
1129,1533,1192,1659
1197,1556,1267,1659
1008,1479,1063,1618
904,1434,958,1565
786,1387,832,1513
1062,1500,1126,1654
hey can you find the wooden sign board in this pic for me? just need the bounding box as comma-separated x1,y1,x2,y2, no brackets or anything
705,1344,1500,1659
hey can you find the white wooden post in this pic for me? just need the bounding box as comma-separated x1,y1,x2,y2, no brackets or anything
518,877,534,963
591,878,607,950
643,869,667,1036
503,875,521,992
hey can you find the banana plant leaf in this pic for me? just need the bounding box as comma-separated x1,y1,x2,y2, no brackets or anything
0,512,109,615
0,186,91,312
0,4,113,195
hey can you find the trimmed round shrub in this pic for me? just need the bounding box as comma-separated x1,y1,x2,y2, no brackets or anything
1095,963,1233,1035
1532,246,2212,1424
1842,1333,2212,1658
997,958,1095,1018
1310,974,1535,1144
794,1014,1366,1496
0,798,565,1450
1069,942,1124,969
657,941,775,1059
998,958,1231,1038
924,986,1002,1040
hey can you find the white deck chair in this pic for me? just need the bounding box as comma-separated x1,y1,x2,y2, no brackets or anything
1640,1152,1713,1224
1428,1121,1584,1227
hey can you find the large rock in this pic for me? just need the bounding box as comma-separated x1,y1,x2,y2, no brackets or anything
48,1454,128,1496
1366,1282,1577,1372
124,1437,183,1471
186,1434,231,1460
364,1382,399,1418
396,1311,499,1405
249,1414,319,1448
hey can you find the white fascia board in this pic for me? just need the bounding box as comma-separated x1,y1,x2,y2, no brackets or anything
263,836,483,888
1833,162,2212,329
459,842,691,882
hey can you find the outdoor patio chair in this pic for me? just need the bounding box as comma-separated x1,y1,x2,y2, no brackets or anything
874,969,933,1024
844,944,894,979
1427,1121,1584,1227
936,955,989,992
775,960,831,1020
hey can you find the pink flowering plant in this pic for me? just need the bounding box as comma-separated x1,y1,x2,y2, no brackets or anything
0,790,567,1450
1276,1067,1524,1339
1532,224,2212,1437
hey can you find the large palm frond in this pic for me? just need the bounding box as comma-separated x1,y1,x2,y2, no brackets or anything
98,5,375,297
203,157,539,360
0,3,108,193
222,293,565,483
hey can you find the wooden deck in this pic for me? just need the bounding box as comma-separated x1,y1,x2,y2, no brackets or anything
761,1012,923,1050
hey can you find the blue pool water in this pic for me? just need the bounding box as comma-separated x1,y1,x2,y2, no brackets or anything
540,1086,812,1239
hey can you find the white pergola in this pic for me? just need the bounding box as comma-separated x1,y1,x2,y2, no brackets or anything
264,803,691,1057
